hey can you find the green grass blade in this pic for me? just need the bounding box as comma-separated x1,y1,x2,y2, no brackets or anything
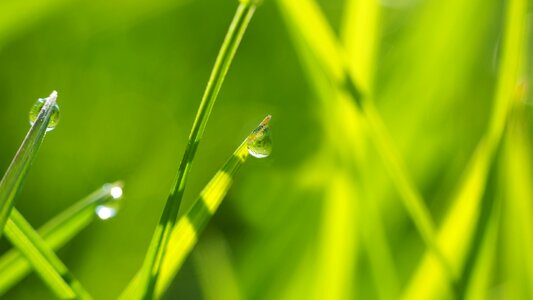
4,209,92,299
0,182,123,296
500,108,533,298
341,0,380,92
137,2,258,298
402,0,528,297
0,91,58,238
463,201,500,300
120,116,269,299
276,0,454,285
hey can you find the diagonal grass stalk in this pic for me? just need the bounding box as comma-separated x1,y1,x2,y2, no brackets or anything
4,209,92,299
276,0,456,286
0,91,58,237
137,1,258,298
120,115,270,299
0,182,123,296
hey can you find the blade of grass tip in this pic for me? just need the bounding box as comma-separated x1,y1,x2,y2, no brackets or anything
276,0,456,286
4,210,92,299
120,115,271,300
0,91,58,237
0,182,123,296
402,0,528,298
136,1,258,299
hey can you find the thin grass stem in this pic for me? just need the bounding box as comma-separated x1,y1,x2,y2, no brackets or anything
0,91,58,237
4,209,92,299
137,3,258,298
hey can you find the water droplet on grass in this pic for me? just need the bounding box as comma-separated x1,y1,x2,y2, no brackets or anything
247,115,272,158
29,92,60,131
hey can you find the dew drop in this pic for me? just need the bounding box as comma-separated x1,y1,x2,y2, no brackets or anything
29,95,60,132
247,115,272,158
96,205,117,220
96,184,123,220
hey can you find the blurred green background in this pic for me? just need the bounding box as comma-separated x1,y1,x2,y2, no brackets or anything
1,0,532,299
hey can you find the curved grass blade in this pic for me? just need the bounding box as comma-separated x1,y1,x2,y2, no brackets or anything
0,91,58,237
0,182,123,296
402,0,529,297
274,0,457,284
4,209,92,299
137,1,258,298
120,116,270,300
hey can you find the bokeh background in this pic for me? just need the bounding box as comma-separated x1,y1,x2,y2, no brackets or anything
0,0,532,299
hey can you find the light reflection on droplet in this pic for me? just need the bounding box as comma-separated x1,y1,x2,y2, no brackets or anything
96,206,117,220
111,186,123,199
96,183,123,220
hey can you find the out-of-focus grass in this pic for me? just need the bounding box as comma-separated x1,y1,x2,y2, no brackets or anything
0,0,532,299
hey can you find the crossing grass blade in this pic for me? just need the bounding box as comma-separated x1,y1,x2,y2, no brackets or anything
136,1,258,298
4,209,92,299
0,182,123,296
0,91,58,238
120,116,269,300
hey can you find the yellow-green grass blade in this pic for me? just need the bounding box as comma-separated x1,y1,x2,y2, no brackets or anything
0,182,122,296
463,201,500,300
500,108,533,298
341,0,381,92
121,116,269,299
0,91,58,238
136,1,258,299
4,209,92,299
338,3,400,297
314,174,358,300
280,3,399,298
402,0,529,298
275,0,454,282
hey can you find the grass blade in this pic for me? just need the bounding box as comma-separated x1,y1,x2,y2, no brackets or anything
0,182,123,296
402,0,528,297
121,115,270,299
4,209,92,299
0,91,58,237
341,0,380,92
500,107,533,298
136,2,258,298
276,0,454,285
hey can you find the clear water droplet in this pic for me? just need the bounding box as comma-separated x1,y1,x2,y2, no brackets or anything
96,184,123,220
247,115,272,158
29,97,60,132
